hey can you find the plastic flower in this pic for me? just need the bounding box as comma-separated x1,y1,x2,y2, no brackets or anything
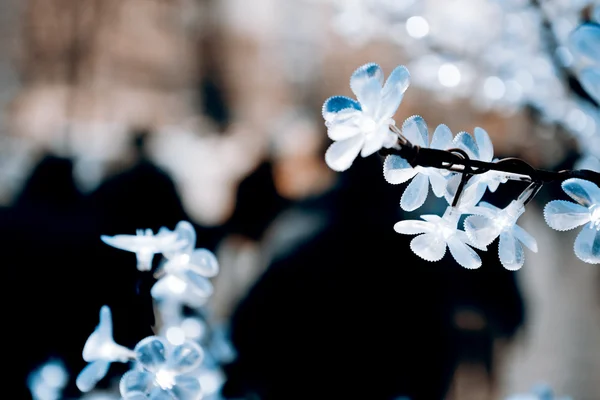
27,359,68,400
544,178,600,264
120,336,203,400
383,117,453,211
101,228,187,271
569,23,600,103
464,201,538,270
446,127,508,207
76,306,135,392
394,206,484,269
322,62,410,171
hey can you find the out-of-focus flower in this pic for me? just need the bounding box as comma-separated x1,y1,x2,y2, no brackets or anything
544,178,600,264
383,117,453,211
76,306,135,392
322,63,410,171
27,359,68,400
120,336,203,400
465,201,538,270
101,228,187,271
569,23,600,103
394,206,484,269
505,383,572,400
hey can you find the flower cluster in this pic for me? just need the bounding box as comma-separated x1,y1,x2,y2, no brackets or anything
75,221,222,399
322,63,600,269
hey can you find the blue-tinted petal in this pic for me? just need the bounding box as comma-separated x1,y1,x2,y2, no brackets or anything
580,67,600,104
182,268,214,298
498,231,525,271
429,170,448,198
383,155,417,184
474,127,493,162
325,109,362,140
82,306,113,362
430,124,453,150
168,341,204,374
400,173,429,211
447,235,482,269
394,220,434,235
350,63,384,107
401,115,428,147
171,221,197,257
512,224,538,253
464,214,501,248
410,233,446,261
135,337,168,373
378,65,410,120
543,200,590,231
120,370,153,396
170,375,203,400
188,249,219,277
322,96,362,121
562,178,600,207
325,134,365,172
361,124,389,157
569,23,600,63
574,225,600,264
76,360,110,392
453,131,479,160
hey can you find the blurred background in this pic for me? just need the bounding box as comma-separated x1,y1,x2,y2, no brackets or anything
2,0,599,399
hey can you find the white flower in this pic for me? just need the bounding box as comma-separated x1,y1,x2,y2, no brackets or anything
76,306,135,393
445,127,508,208
383,117,453,211
544,178,600,264
464,201,538,271
101,228,187,271
394,206,484,269
322,63,410,171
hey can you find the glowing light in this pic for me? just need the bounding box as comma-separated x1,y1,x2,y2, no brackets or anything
165,275,187,294
406,16,429,38
155,369,177,390
166,327,186,346
438,63,461,87
181,318,205,339
484,76,506,100
40,363,68,388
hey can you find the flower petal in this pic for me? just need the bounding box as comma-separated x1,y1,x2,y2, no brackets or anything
562,178,600,207
82,306,112,362
135,336,168,373
322,96,362,122
453,131,479,160
148,389,175,400
170,375,203,400
182,268,214,297
120,370,153,396
410,233,446,262
474,127,493,162
326,110,362,141
458,178,487,208
544,200,590,231
498,231,525,271
400,173,429,211
123,393,150,400
76,360,110,393
447,236,482,269
383,155,417,184
168,341,204,374
464,215,501,248
324,135,365,172
401,115,428,147
360,124,388,157
350,63,383,114
512,224,538,253
429,170,448,198
580,67,600,104
430,124,453,150
394,220,434,235
378,65,410,120
574,225,600,264
569,23,600,63
189,249,219,277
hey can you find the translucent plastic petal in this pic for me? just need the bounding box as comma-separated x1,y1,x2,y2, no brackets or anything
410,233,446,261
324,134,365,172
453,132,479,160
174,221,196,256
361,124,388,157
182,268,214,298
430,124,453,150
168,341,204,374
499,231,525,271
474,127,493,162
464,215,501,248
401,115,428,147
458,178,487,208
82,306,113,362
123,393,150,400
574,225,600,264
580,67,600,103
135,337,168,373
443,174,461,205
378,65,410,120
393,220,434,235
322,96,362,122
544,200,590,231
188,249,219,277
512,224,538,253
169,375,203,400
326,112,362,141
76,360,110,392
350,63,383,114
569,24,600,63
447,236,482,269
487,178,501,193
562,178,600,207
148,389,175,400
100,234,142,252
420,214,444,224
400,173,429,211
383,155,417,184
120,370,153,396
428,170,448,198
